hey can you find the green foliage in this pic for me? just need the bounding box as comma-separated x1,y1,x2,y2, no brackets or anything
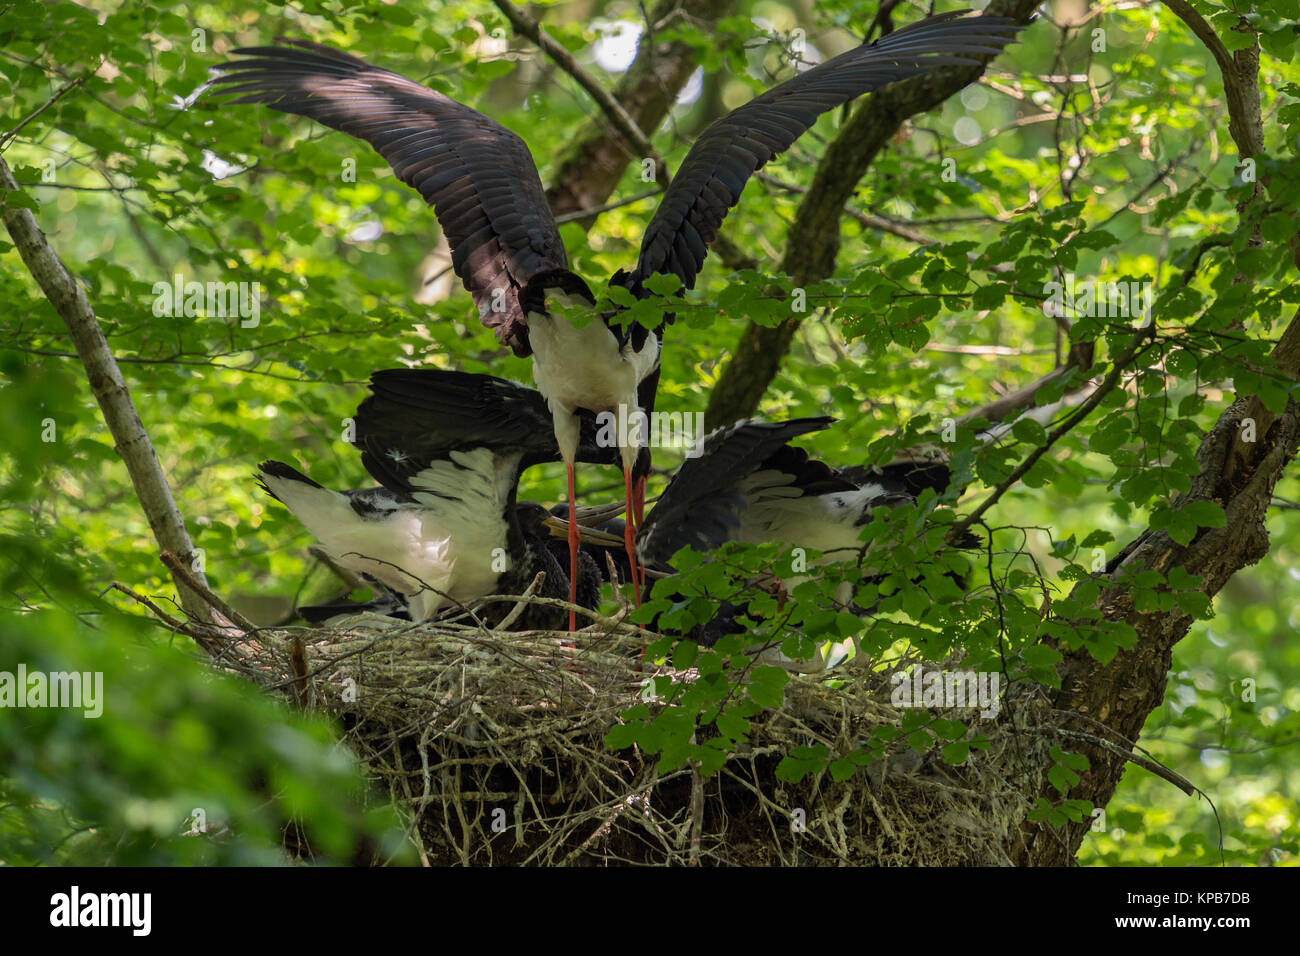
0,0,1297,866
0,605,411,864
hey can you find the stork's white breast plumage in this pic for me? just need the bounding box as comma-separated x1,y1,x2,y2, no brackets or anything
527,293,659,467
735,469,901,618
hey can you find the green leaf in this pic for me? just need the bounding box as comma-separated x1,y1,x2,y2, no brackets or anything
971,283,1007,310
672,639,699,671
715,710,750,740
1183,500,1226,529
1167,511,1198,546
0,189,39,211
605,723,639,750
1021,644,1063,667
1222,27,1259,51
829,758,856,781
1048,763,1078,794
941,742,970,765
643,272,683,296
1079,529,1114,549
1012,418,1049,446
746,666,789,708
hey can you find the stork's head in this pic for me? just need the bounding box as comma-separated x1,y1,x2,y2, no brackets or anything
507,500,564,563
514,500,556,534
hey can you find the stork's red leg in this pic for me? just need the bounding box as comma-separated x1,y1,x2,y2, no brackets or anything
566,461,579,632
632,475,647,597
632,475,646,529
623,468,642,607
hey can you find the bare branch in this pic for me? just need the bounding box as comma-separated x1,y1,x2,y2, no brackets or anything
755,171,936,244
1164,0,1263,159
1162,0,1235,87
957,339,1096,430
1057,729,1196,797
542,0,736,219
948,329,1150,542
160,551,257,634
705,0,1041,427
553,188,662,225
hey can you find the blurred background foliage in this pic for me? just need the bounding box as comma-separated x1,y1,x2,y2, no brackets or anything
0,0,1296,865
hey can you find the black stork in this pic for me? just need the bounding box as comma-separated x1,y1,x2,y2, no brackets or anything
349,366,626,627
649,424,976,586
573,418,976,663
209,10,1022,628
257,461,600,629
256,369,616,629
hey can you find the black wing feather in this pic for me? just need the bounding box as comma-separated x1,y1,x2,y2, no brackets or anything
352,368,619,498
839,459,957,499
208,39,569,354
630,11,1023,291
752,444,861,498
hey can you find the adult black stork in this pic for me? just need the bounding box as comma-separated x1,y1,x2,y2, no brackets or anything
209,10,1022,628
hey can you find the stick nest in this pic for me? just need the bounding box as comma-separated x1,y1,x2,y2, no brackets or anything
204,602,1064,866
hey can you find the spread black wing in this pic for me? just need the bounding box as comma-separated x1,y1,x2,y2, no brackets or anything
839,458,957,499
754,443,861,498
627,11,1022,292
208,39,570,354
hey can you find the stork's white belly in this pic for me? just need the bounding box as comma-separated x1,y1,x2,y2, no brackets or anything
402,509,506,622
735,477,897,613
528,311,657,416
733,480,893,672
402,449,512,620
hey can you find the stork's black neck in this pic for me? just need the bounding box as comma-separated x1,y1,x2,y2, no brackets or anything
519,269,595,317
607,267,673,351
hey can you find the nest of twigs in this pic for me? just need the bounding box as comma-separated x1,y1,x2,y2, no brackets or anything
173,566,1068,866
